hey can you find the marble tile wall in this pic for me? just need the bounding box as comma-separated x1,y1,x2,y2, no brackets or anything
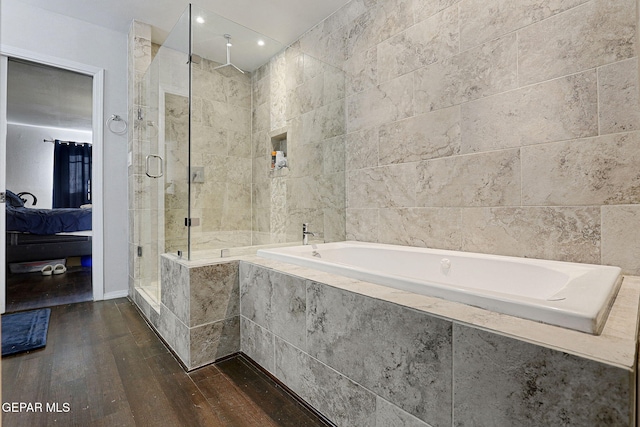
294,0,640,274
240,261,633,427
251,47,347,245
453,325,631,425
152,256,240,370
163,92,189,253
131,13,346,262
189,58,254,253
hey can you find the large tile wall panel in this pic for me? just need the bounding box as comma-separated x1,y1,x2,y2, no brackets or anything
347,73,414,132
346,208,379,241
415,149,521,207
295,99,346,144
460,71,598,153
379,106,461,165
377,6,459,84
602,205,640,275
461,207,601,263
324,207,347,242
521,132,640,206
346,128,379,171
378,207,461,250
239,263,307,350
274,337,377,427
459,0,589,51
453,324,631,426
598,58,640,135
241,317,275,374
413,34,517,112
347,164,417,208
344,0,414,58
157,303,190,365
306,282,453,426
323,135,346,175
160,255,190,325
344,46,377,97
518,0,636,86
190,316,240,369
189,261,239,327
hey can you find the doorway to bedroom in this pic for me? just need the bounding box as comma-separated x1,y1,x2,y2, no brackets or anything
4,58,93,312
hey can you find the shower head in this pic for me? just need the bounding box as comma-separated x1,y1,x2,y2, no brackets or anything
214,34,245,74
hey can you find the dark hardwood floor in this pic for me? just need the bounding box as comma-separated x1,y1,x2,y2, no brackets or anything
5,267,93,313
2,299,332,427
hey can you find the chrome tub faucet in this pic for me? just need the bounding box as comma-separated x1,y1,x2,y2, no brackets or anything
302,223,315,245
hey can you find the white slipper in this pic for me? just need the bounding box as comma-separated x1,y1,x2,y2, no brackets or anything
53,264,67,275
41,265,53,276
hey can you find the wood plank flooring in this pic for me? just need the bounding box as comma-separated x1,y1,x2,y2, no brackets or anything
2,299,332,427
5,267,93,313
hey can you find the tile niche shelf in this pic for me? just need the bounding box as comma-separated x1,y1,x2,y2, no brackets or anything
269,127,288,178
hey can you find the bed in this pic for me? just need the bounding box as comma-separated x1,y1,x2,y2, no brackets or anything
5,190,92,263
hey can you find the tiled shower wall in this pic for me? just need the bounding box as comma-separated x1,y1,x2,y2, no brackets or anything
190,60,253,252
251,50,347,244
163,60,254,253
131,24,345,261
292,0,640,274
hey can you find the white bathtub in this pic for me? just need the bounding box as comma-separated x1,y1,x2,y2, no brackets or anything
257,241,622,334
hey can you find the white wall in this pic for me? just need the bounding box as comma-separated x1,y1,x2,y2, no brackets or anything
6,123,92,209
1,0,129,296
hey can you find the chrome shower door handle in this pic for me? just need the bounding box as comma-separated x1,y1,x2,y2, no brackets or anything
145,154,164,178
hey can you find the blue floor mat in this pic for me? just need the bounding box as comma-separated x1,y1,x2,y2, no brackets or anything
2,308,51,356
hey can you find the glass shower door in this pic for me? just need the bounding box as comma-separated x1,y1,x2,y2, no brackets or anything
137,6,191,304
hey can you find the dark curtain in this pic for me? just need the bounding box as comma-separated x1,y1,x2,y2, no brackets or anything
52,141,92,208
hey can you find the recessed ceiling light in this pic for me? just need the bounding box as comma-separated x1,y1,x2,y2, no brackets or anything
196,16,205,24
257,39,265,46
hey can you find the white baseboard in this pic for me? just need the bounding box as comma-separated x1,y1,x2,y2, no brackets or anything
103,290,129,300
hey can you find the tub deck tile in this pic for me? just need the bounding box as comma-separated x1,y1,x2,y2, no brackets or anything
453,324,631,426
306,281,453,427
241,255,640,370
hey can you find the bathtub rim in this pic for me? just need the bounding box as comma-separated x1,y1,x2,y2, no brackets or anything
240,253,640,371
257,241,622,335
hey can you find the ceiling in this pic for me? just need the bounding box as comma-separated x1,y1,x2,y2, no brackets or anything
7,58,93,131
7,0,351,130
17,0,350,50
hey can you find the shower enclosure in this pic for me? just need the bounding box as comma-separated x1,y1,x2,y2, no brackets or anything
133,4,346,306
